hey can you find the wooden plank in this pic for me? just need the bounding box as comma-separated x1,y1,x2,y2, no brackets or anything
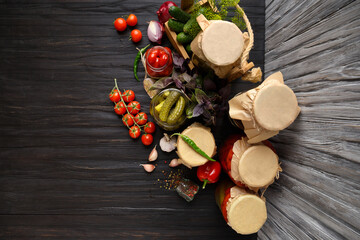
0,0,264,239
263,0,360,239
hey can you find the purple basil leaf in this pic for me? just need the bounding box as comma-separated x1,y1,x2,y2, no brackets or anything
180,72,193,83
204,100,214,111
173,77,185,91
203,77,217,91
202,109,212,119
219,84,232,101
192,103,205,117
150,77,174,90
184,75,197,89
173,52,187,73
194,88,209,104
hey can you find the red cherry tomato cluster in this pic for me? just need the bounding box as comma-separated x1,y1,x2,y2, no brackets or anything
113,14,142,43
109,81,155,146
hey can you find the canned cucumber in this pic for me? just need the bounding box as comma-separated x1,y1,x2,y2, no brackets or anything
167,96,186,125
159,91,181,122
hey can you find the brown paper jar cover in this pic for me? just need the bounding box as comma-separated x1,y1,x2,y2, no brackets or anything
229,71,301,143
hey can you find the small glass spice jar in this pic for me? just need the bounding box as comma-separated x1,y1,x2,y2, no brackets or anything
176,178,199,202
145,46,173,78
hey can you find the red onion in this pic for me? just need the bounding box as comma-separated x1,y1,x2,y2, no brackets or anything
157,1,177,24
147,20,164,44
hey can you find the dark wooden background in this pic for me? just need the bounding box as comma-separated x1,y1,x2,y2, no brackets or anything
0,0,264,239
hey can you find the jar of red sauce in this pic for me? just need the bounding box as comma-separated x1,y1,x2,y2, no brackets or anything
215,179,267,235
145,46,173,78
219,135,280,191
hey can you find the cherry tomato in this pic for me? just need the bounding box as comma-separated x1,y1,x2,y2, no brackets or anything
150,49,159,55
147,52,157,66
127,101,141,115
130,29,142,43
153,57,161,68
122,113,134,127
141,133,153,146
164,47,171,53
109,89,121,102
126,14,138,27
134,112,148,125
144,122,155,134
158,53,169,67
122,90,135,103
114,101,126,115
129,125,140,139
114,18,127,31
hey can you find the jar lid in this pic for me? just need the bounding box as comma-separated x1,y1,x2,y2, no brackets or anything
253,83,299,131
238,145,278,188
201,21,244,66
227,194,267,235
177,123,216,168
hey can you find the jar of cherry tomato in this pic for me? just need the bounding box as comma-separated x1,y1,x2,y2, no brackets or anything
145,46,173,78
215,179,267,235
219,135,281,191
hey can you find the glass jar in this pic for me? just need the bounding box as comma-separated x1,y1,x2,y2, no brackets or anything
145,46,173,78
150,88,188,131
219,135,279,191
215,179,267,235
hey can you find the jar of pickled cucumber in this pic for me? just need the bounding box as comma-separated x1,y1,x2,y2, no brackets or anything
150,88,188,131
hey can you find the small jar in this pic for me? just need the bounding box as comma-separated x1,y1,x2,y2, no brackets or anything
215,179,267,235
145,46,173,78
218,135,280,191
150,88,188,131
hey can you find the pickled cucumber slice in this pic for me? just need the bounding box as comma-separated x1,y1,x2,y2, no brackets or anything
167,96,186,125
163,91,170,97
159,91,181,122
177,114,186,124
155,100,165,113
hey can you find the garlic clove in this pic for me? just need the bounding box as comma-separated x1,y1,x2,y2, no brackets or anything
169,158,181,168
140,164,155,173
148,145,158,162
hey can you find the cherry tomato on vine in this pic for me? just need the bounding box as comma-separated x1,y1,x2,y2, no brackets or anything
129,125,141,139
130,29,142,43
122,90,135,103
122,113,134,127
134,112,148,125
127,101,141,115
114,101,126,115
144,122,155,134
114,18,127,31
126,14,138,27
109,89,121,102
141,133,153,146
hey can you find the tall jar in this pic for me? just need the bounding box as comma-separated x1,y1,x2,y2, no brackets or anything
145,46,173,78
219,135,280,192
215,179,267,235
